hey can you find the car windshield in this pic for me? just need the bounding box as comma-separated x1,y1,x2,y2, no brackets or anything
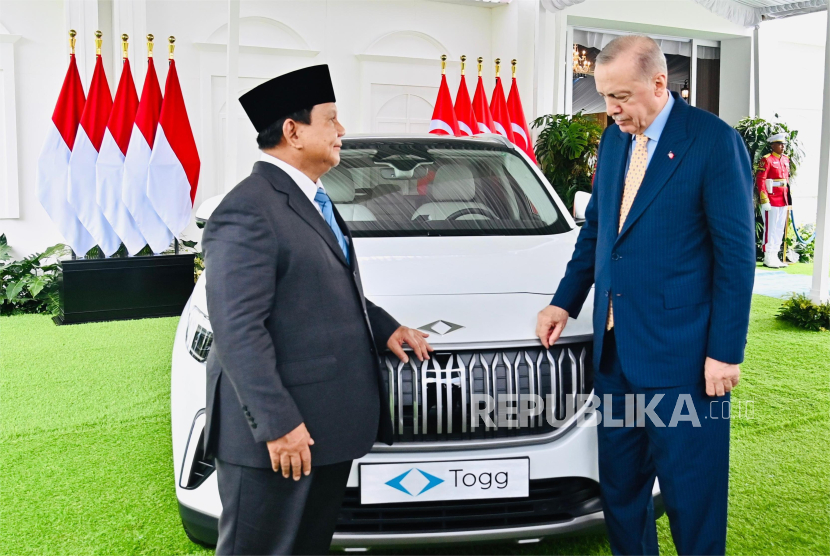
319,138,570,237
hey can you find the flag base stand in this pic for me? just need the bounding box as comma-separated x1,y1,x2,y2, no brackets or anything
54,254,195,325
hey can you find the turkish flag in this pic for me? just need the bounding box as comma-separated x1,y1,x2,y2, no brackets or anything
472,76,495,134
67,54,122,256
507,77,537,163
147,58,201,239
97,58,146,254
36,53,97,256
454,75,477,137
490,76,514,143
123,57,173,253
429,74,460,136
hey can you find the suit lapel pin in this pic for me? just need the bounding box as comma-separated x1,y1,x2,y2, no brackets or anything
668,151,675,159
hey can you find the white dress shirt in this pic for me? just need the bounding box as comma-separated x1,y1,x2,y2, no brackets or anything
260,152,326,218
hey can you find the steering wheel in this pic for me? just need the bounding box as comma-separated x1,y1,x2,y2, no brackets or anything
445,207,499,221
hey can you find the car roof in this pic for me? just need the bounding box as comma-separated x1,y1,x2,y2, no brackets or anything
341,133,517,150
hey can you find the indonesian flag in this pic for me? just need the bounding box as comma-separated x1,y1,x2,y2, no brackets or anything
68,54,122,256
97,58,146,255
472,76,495,134
490,77,515,143
36,54,97,256
454,75,478,137
147,58,200,238
507,77,537,163
123,57,173,253
428,74,460,136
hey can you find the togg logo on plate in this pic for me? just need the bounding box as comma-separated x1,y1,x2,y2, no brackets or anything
417,320,464,336
360,458,529,504
385,468,445,496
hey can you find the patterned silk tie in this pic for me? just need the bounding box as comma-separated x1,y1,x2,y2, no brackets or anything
314,187,351,265
607,134,648,330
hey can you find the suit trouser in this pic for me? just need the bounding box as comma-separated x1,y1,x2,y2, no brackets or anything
595,330,730,556
215,458,352,555
763,205,788,254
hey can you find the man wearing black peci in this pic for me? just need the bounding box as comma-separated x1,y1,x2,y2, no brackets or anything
201,65,433,555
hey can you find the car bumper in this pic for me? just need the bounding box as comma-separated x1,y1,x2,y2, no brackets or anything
179,486,665,550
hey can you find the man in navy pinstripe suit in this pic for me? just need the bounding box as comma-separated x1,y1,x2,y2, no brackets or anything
537,35,755,555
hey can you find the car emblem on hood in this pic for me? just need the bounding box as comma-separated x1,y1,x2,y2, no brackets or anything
418,320,464,336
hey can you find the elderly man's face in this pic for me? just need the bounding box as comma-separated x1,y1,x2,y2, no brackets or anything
296,102,346,171
594,54,668,135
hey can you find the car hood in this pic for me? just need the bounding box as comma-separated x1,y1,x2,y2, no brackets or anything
355,231,580,297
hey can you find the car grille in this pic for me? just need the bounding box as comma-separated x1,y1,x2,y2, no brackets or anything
381,342,593,443
335,477,601,534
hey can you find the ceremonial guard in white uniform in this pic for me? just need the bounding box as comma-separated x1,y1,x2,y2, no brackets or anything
756,133,791,268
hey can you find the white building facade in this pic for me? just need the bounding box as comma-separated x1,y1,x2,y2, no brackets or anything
0,0,780,256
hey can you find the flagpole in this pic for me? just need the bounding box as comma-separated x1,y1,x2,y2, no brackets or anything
495,58,500,81
168,35,180,257
69,30,78,261
477,57,483,78
441,54,446,75
95,30,106,260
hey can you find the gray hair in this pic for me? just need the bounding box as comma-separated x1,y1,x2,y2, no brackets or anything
595,35,668,81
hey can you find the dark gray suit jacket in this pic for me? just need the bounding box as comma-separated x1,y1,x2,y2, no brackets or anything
201,161,399,468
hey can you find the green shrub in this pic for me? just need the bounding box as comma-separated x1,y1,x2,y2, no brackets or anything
777,293,830,331
532,112,602,212
0,234,69,316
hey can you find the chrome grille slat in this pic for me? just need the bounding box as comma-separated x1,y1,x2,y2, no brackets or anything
381,340,592,444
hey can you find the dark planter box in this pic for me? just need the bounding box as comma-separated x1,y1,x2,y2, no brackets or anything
56,254,196,325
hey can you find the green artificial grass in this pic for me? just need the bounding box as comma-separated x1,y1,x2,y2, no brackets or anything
1,298,828,555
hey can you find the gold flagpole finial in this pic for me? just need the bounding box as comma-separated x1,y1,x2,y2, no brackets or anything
168,36,176,60
511,59,517,79
95,30,102,56
147,34,155,58
69,30,77,56
440,54,447,75
495,58,501,79
477,56,483,77
121,34,129,60
460,55,466,76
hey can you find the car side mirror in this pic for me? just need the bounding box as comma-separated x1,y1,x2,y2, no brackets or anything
573,191,591,225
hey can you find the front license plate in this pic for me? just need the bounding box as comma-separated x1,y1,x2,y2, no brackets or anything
359,458,529,505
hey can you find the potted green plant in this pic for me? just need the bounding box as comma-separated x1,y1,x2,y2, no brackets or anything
734,115,805,260
532,112,603,213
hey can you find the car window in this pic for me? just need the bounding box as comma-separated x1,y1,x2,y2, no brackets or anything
319,140,571,237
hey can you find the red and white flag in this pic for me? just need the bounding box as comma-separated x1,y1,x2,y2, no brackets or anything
472,76,495,134
429,74,460,136
97,57,146,254
490,76,515,143
147,58,200,239
36,53,97,256
68,54,122,256
507,77,537,163
123,57,173,253
454,75,478,137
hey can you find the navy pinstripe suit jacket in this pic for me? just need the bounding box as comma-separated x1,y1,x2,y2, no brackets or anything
552,92,756,387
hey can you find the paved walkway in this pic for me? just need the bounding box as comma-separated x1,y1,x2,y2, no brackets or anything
753,268,821,299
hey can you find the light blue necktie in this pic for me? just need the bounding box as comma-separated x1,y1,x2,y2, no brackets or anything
314,187,350,265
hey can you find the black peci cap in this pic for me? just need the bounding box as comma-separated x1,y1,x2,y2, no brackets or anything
239,65,336,132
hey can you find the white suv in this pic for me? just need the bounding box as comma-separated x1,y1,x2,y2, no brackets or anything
171,134,660,549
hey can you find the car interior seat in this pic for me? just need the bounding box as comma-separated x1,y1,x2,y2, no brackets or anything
411,163,492,221
321,170,377,221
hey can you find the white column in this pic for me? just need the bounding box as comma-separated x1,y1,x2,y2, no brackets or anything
690,39,698,107
224,0,240,193
752,25,761,117
810,10,830,304
564,26,574,115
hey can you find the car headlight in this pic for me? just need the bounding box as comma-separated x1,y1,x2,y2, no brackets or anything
185,305,213,363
